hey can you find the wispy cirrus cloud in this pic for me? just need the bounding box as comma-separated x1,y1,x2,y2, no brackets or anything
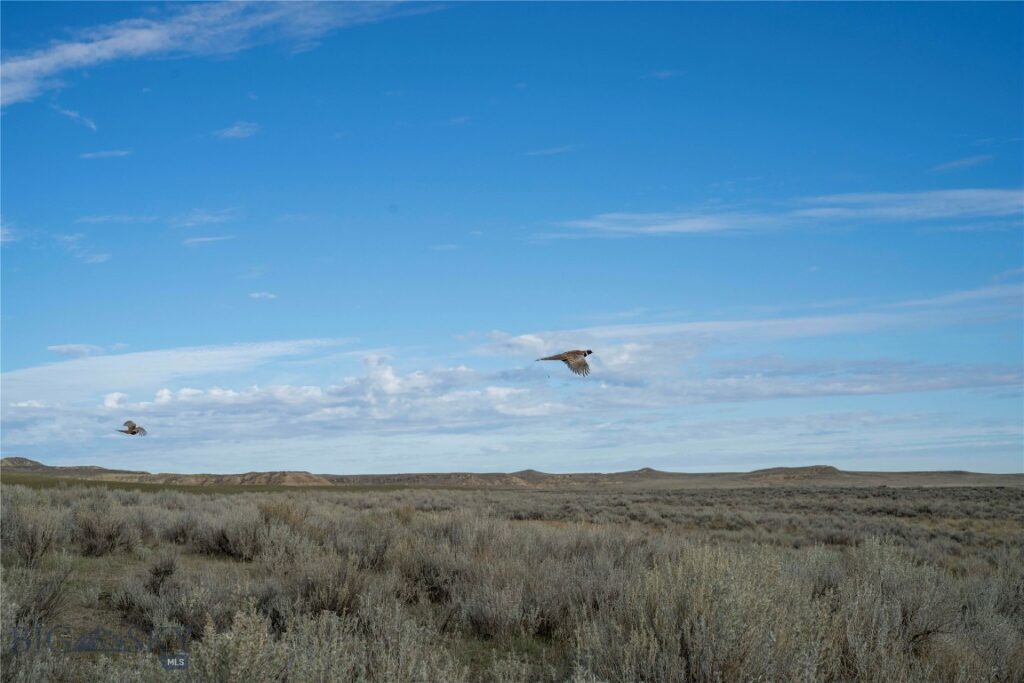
47,344,104,358
525,145,574,157
76,214,158,224
183,235,234,247
76,210,235,227
56,234,110,263
993,266,1024,282
3,339,350,403
249,291,278,300
1,2,418,106
929,154,995,173
50,104,97,131
560,210,770,235
886,283,1023,309
792,189,1022,221
214,121,260,139
641,69,679,80
171,208,237,227
553,188,1024,237
484,282,1023,363
79,149,132,159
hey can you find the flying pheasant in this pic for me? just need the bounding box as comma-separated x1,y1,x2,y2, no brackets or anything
537,349,593,376
116,420,147,436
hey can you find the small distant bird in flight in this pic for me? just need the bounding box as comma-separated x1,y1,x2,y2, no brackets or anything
537,349,593,376
117,420,147,436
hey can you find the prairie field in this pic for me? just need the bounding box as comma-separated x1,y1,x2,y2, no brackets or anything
5,3,1023,682
2,478,1023,682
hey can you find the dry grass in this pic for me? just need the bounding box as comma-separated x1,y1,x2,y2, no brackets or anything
1,482,1022,681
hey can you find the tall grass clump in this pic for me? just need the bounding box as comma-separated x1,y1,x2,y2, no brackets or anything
70,490,141,557
1,489,67,567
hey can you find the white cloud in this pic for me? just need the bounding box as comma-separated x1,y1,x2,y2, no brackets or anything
887,283,1023,309
249,291,278,300
79,149,132,159
214,121,260,139
993,266,1024,282
50,104,97,130
561,210,769,235
931,221,1022,234
793,189,1023,221
75,210,235,229
56,234,110,263
102,392,128,408
1,283,1020,473
525,145,573,157
47,344,104,357
2,339,350,406
448,116,471,125
76,214,157,224
4,344,1016,472
929,155,994,173
668,360,1022,404
1,3,416,106
171,208,236,227
183,235,234,247
481,283,1022,372
557,188,1024,237
642,69,678,80
10,400,47,409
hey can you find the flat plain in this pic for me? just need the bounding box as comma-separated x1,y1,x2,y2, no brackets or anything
1,458,1022,682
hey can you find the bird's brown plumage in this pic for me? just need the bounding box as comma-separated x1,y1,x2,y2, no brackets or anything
537,349,593,376
117,420,147,436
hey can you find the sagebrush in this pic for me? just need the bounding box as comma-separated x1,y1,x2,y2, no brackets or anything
1,482,1022,682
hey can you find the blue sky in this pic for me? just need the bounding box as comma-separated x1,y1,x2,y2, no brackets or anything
1,2,1021,474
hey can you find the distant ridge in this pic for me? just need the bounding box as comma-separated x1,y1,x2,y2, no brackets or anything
511,469,546,478
1,457,44,468
2,458,1020,490
141,471,333,487
1,457,148,477
751,465,841,475
620,467,671,478
748,465,847,481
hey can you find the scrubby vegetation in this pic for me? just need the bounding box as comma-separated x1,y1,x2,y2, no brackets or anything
1,482,1022,681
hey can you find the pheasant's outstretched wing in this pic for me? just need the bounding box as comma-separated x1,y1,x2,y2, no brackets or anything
565,355,590,376
537,350,591,376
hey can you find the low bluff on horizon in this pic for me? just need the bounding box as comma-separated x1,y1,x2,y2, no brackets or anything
1,457,1020,490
